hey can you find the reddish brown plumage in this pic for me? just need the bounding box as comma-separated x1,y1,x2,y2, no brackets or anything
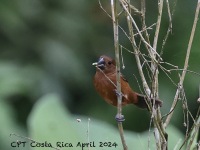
93,55,162,109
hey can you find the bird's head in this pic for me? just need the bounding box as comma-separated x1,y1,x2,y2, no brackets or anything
93,55,116,74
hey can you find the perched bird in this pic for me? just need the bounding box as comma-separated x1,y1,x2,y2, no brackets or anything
93,55,162,109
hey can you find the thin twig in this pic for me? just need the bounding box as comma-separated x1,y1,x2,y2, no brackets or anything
95,66,117,88
166,0,173,32
168,69,200,77
159,65,178,87
98,0,112,18
123,1,167,149
120,45,125,69
151,0,168,149
119,44,135,54
179,106,200,149
160,61,178,69
186,108,200,150
124,0,152,108
134,23,156,37
128,3,142,16
98,0,131,43
141,0,151,51
119,0,163,62
124,5,168,148
164,0,200,128
153,0,164,53
160,0,178,56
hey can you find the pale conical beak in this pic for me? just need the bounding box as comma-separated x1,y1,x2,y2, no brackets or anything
96,57,105,69
92,57,106,70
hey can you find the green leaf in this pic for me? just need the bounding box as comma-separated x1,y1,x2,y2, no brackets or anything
28,93,184,150
0,100,25,150
28,94,81,150
72,116,185,150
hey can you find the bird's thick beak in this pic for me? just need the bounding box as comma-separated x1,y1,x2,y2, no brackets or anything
92,57,105,70
96,57,105,69
97,57,104,65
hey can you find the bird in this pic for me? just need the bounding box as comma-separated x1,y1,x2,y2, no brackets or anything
93,55,162,109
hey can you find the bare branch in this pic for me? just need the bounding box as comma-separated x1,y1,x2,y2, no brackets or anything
165,0,173,33
111,0,128,149
164,0,200,128
160,0,177,56
153,0,164,52
168,69,200,77
119,0,163,61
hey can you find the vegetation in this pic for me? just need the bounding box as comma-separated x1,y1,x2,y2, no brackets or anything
0,0,199,149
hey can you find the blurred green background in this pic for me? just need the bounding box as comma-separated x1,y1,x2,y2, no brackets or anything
0,0,199,149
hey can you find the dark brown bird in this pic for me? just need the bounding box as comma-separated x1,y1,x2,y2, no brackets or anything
93,55,162,109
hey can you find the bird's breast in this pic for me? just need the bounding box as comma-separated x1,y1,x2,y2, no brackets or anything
94,72,118,106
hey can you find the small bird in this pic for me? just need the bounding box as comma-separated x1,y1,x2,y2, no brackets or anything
93,55,162,109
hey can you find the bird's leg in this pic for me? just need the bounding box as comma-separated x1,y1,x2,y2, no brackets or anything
114,89,125,122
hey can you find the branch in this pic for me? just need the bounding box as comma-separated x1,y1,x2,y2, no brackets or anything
119,0,163,62
165,0,173,33
120,0,151,98
121,1,167,150
186,106,200,150
151,1,168,149
141,0,151,45
153,0,164,51
178,105,200,149
160,0,178,56
164,0,200,128
111,0,128,149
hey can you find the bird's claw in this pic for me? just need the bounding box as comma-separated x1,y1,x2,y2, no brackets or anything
115,114,125,122
114,89,124,97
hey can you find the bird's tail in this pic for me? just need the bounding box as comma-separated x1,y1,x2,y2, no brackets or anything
134,93,162,109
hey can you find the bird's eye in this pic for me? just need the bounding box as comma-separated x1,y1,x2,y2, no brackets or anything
108,61,112,65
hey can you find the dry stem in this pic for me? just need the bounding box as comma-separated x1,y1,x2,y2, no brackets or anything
120,1,167,149
119,0,163,62
111,0,128,149
164,0,200,128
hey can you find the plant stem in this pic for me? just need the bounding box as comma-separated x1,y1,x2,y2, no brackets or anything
111,0,128,149
164,0,200,128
